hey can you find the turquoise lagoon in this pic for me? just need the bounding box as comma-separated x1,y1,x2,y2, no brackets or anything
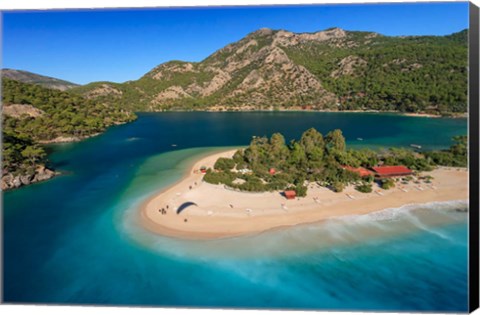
3,112,469,311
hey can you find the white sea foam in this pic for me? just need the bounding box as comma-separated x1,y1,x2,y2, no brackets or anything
334,199,468,223
405,211,451,240
119,197,468,261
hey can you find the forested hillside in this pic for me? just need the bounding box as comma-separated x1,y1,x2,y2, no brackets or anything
72,28,468,115
285,30,468,113
2,78,136,190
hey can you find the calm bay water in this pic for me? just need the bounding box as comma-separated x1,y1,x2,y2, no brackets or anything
3,112,469,311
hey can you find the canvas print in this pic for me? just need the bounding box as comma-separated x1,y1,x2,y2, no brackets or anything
1,1,475,312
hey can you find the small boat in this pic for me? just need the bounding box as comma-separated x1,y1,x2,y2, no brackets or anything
171,144,177,147
410,144,422,149
357,137,363,141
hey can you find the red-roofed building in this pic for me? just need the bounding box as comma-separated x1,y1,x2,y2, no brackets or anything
284,190,296,200
371,165,413,178
342,166,374,177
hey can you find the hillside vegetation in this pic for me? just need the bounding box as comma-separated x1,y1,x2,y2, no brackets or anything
72,28,468,115
1,78,136,190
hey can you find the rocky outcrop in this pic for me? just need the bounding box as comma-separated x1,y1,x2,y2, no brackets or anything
3,104,45,118
272,27,347,47
330,55,367,78
1,165,57,190
128,27,348,109
153,86,192,103
200,70,232,96
401,63,423,72
84,84,123,99
37,133,100,144
149,62,198,80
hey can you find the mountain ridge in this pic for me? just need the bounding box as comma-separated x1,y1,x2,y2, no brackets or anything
69,27,467,114
1,68,80,91
3,27,468,115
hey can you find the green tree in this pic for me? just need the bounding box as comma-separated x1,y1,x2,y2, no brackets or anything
214,158,236,171
300,128,325,162
269,133,289,163
325,129,346,153
288,142,307,167
21,145,46,166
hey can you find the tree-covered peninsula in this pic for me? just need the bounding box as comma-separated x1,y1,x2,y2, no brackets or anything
203,128,467,197
1,78,136,190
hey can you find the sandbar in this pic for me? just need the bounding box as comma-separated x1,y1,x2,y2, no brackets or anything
139,150,468,240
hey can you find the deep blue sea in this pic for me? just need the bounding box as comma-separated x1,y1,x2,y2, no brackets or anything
3,112,469,311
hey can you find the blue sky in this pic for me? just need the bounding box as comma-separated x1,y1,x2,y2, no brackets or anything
1,2,469,84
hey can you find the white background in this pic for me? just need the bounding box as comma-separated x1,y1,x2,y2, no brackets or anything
0,0,479,315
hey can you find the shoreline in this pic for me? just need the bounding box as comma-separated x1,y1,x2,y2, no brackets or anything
143,109,467,118
139,149,469,240
38,133,101,144
3,119,137,190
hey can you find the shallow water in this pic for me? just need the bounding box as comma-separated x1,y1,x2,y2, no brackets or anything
3,112,469,311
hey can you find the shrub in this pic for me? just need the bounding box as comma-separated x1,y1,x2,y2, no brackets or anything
203,169,234,185
214,158,236,171
380,178,395,190
364,175,374,183
232,150,245,164
331,181,345,193
274,172,293,183
294,184,308,197
267,178,289,191
356,183,372,193
238,176,267,192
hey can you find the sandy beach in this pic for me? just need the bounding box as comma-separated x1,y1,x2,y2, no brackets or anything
139,150,468,240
